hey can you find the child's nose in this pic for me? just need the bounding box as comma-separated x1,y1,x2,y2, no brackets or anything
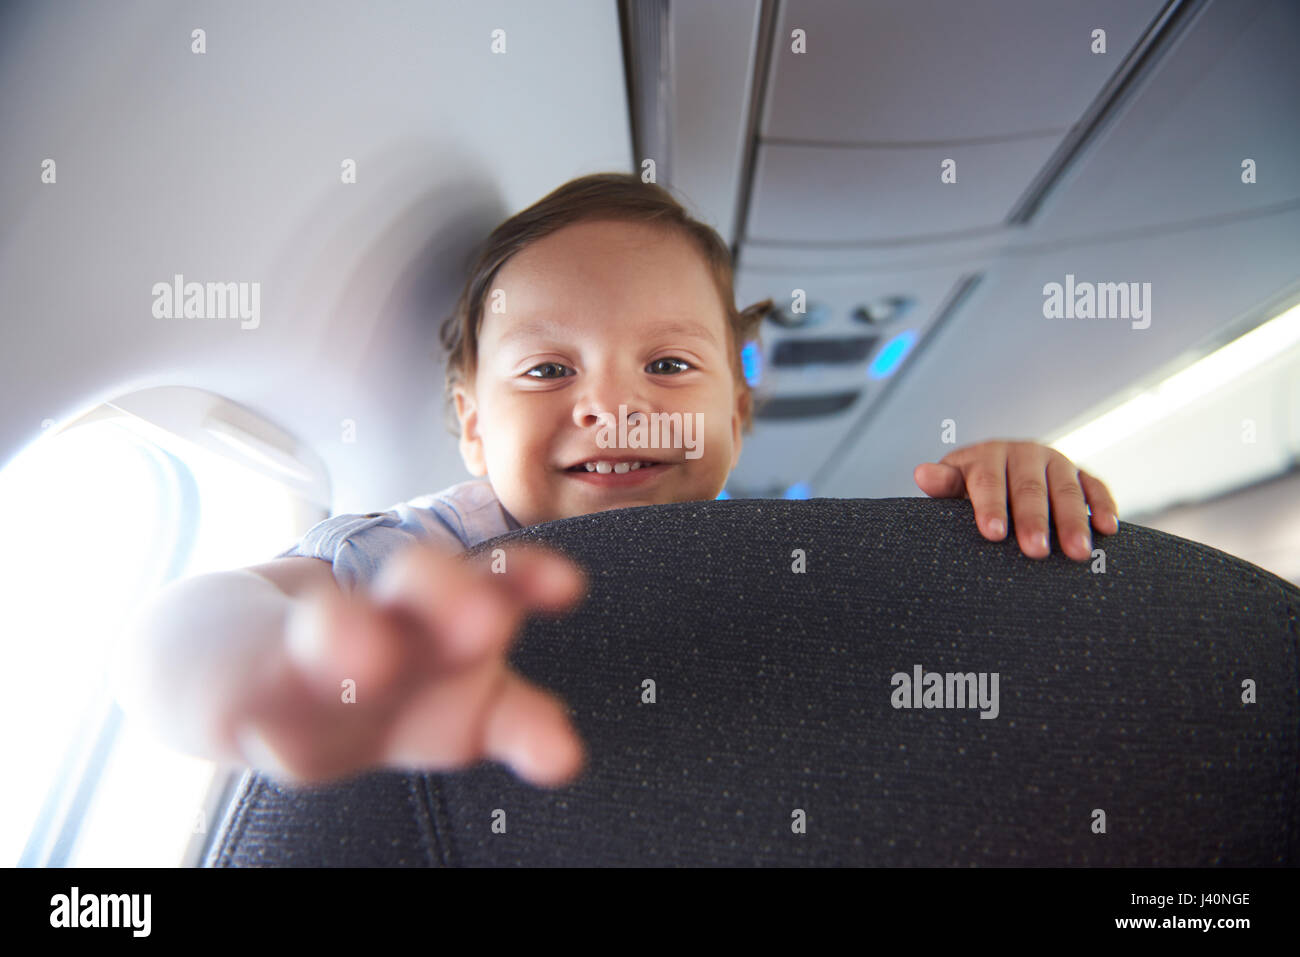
575,401,644,430
572,372,650,429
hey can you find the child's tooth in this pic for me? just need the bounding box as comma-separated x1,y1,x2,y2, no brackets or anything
595,461,612,474
584,462,596,472
628,461,641,471
613,462,630,474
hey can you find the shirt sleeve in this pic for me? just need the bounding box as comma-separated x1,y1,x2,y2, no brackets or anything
275,505,465,594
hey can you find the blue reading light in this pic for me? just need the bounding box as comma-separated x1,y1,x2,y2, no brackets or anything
868,329,918,380
716,488,731,500
782,481,811,500
741,340,762,386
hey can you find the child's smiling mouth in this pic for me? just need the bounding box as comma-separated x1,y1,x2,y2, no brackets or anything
561,456,673,487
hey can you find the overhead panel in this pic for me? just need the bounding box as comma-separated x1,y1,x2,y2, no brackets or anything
761,0,1166,143
745,0,1169,245
1026,0,1300,242
747,137,1061,242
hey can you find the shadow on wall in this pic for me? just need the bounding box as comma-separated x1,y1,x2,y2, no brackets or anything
259,144,511,509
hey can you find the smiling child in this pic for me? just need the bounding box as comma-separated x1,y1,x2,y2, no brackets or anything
119,172,1120,787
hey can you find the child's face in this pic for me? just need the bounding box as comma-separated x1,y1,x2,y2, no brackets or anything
453,218,747,528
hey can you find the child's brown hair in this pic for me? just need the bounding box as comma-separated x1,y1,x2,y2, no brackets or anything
438,171,772,434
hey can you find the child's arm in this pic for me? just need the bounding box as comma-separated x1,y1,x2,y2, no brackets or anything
913,440,1120,560
113,544,588,787
112,565,307,766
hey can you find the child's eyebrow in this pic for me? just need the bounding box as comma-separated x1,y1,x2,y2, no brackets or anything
498,317,719,348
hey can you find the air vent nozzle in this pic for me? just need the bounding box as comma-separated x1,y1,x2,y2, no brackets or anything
772,336,876,367
754,391,860,420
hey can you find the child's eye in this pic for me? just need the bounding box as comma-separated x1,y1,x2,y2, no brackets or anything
647,356,691,374
525,362,573,379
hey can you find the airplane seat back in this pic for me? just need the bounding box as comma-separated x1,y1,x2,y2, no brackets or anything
205,497,1300,866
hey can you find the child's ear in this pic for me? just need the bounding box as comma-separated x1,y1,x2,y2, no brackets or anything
730,386,750,472
453,384,488,477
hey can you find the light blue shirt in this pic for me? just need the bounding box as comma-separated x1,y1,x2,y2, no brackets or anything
277,478,521,592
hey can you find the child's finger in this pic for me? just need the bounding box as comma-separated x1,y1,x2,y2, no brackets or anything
1079,469,1121,534
1006,445,1052,558
380,656,510,770
379,662,585,786
466,543,587,613
1046,456,1093,561
482,670,586,788
959,459,1011,541
912,462,965,498
370,544,526,668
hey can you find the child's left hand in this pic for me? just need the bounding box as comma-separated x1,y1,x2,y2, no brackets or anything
912,440,1120,561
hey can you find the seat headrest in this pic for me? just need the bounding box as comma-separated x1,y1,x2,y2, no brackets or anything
208,498,1299,866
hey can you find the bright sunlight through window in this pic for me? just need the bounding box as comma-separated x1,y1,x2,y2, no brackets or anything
0,411,318,867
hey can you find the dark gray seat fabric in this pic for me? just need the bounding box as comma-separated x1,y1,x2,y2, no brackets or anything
205,498,1299,866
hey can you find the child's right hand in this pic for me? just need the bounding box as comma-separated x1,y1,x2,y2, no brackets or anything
231,542,588,789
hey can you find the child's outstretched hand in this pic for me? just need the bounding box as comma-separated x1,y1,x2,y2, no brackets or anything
233,542,588,788
912,440,1119,561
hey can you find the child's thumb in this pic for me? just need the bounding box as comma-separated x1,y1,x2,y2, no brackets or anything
913,462,964,498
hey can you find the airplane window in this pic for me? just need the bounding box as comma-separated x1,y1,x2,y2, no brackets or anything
0,410,321,867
